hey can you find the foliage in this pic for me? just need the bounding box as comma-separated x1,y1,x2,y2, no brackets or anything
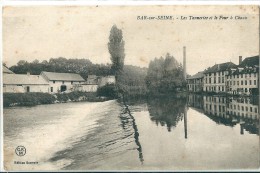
145,53,186,94
108,25,125,77
117,65,148,96
3,92,56,107
97,84,117,99
10,57,112,80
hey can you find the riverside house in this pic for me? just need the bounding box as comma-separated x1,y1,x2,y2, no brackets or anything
40,71,85,93
203,62,237,93
3,73,49,93
226,56,259,95
187,71,204,92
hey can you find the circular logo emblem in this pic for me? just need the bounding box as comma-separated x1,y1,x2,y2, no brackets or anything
15,146,26,156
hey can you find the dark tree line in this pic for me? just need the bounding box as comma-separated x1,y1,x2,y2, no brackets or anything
10,57,112,80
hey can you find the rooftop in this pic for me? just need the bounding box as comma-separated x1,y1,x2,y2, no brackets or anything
187,71,204,80
239,55,259,67
3,74,49,85
204,62,237,74
41,71,85,82
3,66,14,74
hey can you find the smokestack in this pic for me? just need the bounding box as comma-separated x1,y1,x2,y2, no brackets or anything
184,105,188,139
183,46,186,81
239,56,242,65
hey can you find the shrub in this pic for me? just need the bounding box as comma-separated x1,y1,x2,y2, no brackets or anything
97,84,117,99
3,92,56,107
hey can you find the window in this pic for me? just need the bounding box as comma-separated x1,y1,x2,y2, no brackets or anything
53,81,55,84
218,77,220,83
26,86,30,92
254,73,256,77
218,86,220,91
51,87,53,92
62,81,65,84
237,81,239,85
233,81,235,85
246,107,248,111
241,81,243,85
237,74,239,78
249,74,251,77
222,86,224,91
250,107,252,112
249,80,252,85
71,81,73,84
245,80,247,85
209,78,211,83
245,88,248,92
241,74,243,78
214,77,216,83
255,108,258,113
242,106,244,111
234,105,236,109
222,71,224,75
238,105,240,110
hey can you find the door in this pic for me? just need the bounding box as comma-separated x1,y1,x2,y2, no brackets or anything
61,85,67,92
26,86,30,92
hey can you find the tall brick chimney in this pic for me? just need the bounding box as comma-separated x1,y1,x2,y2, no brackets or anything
183,46,186,81
239,56,242,65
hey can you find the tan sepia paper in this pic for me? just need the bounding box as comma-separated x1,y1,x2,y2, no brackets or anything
2,5,260,171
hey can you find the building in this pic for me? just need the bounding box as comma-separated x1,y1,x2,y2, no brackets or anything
3,73,49,93
3,65,14,74
99,75,116,87
40,71,85,93
203,62,237,93
75,75,99,92
187,71,204,92
226,56,259,95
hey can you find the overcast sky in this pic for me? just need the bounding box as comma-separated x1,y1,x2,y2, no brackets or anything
3,6,259,75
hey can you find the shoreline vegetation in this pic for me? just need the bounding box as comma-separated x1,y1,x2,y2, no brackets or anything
3,91,111,108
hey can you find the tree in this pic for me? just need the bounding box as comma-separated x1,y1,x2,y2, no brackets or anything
108,25,125,79
145,53,186,94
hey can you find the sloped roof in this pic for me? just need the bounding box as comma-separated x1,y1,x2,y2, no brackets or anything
239,56,259,67
231,66,259,75
41,71,85,82
187,71,204,80
3,66,14,74
3,74,49,85
204,62,237,74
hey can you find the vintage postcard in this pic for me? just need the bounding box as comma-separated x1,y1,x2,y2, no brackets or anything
2,5,260,171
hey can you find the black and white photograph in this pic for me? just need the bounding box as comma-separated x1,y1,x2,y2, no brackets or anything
2,5,260,171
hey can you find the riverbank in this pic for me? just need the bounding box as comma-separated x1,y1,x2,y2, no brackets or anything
3,92,110,107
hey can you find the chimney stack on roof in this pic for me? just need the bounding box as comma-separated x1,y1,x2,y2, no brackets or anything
239,56,242,65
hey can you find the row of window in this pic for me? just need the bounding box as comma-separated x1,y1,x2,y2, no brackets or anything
226,73,257,79
206,71,226,77
205,97,225,103
227,104,257,113
205,77,225,84
227,80,257,86
204,86,225,92
52,81,81,84
205,104,258,113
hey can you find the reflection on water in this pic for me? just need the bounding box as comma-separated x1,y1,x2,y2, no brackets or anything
188,94,259,135
147,97,187,132
141,94,259,136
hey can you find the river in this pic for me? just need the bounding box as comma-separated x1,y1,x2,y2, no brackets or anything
3,95,260,171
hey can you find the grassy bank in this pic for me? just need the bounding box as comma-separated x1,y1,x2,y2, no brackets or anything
3,91,110,107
